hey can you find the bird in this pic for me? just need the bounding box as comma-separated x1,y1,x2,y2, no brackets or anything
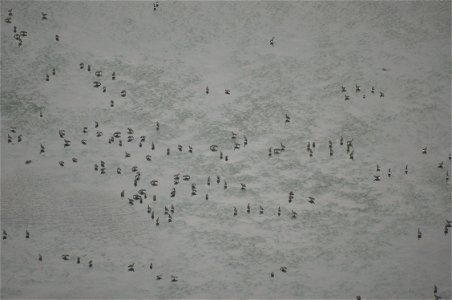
308,197,315,204
128,263,135,272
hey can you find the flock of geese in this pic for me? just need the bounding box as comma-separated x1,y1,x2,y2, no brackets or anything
2,5,451,298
